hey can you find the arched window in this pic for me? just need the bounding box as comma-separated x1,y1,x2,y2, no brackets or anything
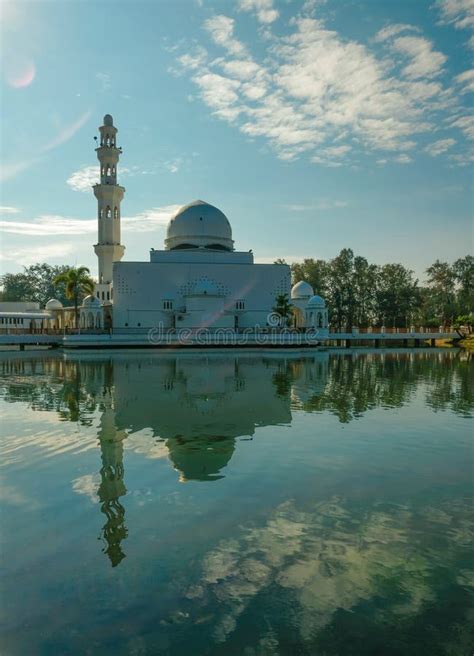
106,291,110,300
87,312,94,329
96,315,101,328
105,206,111,219
114,207,119,220
101,291,105,300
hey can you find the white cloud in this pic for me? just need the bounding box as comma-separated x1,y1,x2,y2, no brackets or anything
0,243,76,265
436,0,474,30
393,153,413,164
455,69,474,93
282,200,348,211
96,72,112,91
66,165,100,192
425,137,456,156
204,15,247,56
238,0,279,24
450,114,474,139
391,35,447,79
0,205,180,236
122,205,181,232
0,206,20,214
374,23,420,42
178,15,464,166
67,165,131,192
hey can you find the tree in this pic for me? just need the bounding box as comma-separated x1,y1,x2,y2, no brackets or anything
0,263,70,306
453,256,474,315
375,264,420,328
272,294,293,327
291,258,330,297
353,256,378,327
54,266,95,328
425,260,457,324
326,248,356,330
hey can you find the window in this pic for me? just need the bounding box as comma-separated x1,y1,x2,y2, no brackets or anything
235,300,245,310
163,300,173,310
106,291,110,300
114,207,119,220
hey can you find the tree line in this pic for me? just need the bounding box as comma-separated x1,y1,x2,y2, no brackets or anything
278,249,473,329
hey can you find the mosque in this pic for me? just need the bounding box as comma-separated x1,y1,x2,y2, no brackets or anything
78,114,328,334
0,114,329,340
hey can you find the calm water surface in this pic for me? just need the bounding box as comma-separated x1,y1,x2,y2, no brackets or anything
0,349,472,656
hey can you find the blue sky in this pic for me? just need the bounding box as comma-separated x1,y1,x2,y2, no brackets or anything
1,0,473,281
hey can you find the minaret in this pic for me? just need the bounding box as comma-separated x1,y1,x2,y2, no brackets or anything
93,114,125,302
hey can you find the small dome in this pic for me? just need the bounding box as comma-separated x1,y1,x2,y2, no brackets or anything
190,279,220,296
82,294,102,308
103,114,113,126
291,281,314,300
165,200,234,252
307,295,326,308
45,298,63,310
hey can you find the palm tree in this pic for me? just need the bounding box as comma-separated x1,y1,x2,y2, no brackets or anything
272,293,294,327
54,266,95,328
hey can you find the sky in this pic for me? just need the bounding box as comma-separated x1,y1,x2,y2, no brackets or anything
0,0,473,282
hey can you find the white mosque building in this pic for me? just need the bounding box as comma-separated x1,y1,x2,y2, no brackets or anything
75,114,328,336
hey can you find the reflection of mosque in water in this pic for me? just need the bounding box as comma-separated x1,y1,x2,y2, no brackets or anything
2,349,469,567
67,353,330,566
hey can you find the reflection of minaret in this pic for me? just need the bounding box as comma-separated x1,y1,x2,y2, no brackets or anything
97,366,128,567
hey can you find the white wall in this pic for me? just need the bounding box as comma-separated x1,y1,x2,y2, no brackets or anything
113,261,291,329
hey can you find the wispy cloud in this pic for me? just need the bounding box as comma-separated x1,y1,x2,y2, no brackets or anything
0,243,76,265
435,0,474,30
67,164,132,192
0,206,20,214
0,205,181,236
237,0,279,24
282,200,348,211
455,68,474,93
66,166,100,192
1,110,92,182
425,138,456,156
204,15,247,56
177,11,469,167
96,72,112,91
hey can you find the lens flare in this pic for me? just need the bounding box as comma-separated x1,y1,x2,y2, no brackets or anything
5,58,36,88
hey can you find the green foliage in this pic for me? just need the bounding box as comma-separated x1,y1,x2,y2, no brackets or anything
291,250,473,328
0,263,70,306
53,266,95,327
272,293,293,326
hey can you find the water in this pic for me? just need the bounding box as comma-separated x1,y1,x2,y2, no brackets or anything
0,349,472,656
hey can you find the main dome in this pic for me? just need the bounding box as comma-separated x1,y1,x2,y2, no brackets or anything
165,200,234,252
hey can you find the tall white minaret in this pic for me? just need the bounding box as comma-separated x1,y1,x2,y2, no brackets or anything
93,114,125,302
